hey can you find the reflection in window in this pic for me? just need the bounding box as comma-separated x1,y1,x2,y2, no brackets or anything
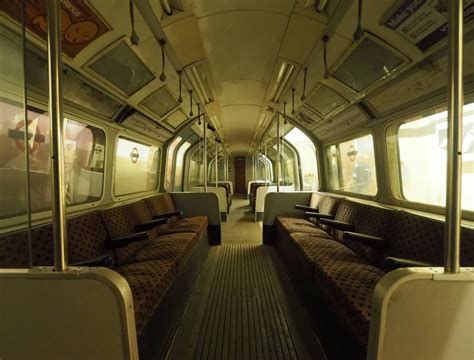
285,128,318,191
327,134,377,195
398,103,474,211
164,136,182,191
0,99,106,218
173,141,191,191
114,137,159,196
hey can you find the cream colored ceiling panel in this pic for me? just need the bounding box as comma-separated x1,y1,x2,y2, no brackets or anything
193,0,294,18
197,11,288,83
369,40,474,115
313,105,369,141
221,104,261,154
163,15,207,66
279,14,326,65
121,112,173,143
218,80,266,107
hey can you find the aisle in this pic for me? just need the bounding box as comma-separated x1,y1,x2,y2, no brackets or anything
165,196,326,360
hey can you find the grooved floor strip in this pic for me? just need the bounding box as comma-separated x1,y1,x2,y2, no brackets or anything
166,197,326,360
167,245,326,360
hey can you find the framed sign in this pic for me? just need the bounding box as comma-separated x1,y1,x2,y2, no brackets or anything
384,0,474,51
0,0,110,58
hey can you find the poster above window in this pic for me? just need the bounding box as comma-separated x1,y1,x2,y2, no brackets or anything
0,0,110,58
383,0,474,52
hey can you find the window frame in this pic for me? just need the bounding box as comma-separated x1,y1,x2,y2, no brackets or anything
386,102,474,220
324,130,380,199
112,132,161,202
0,99,108,230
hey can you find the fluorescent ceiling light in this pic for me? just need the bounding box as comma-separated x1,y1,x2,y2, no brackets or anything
270,61,296,103
185,63,214,104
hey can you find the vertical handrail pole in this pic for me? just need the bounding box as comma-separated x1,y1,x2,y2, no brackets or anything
276,115,281,192
203,115,208,192
215,140,218,187
445,0,463,274
264,141,268,183
48,0,68,272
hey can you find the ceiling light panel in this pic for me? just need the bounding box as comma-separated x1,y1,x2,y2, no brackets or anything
270,61,296,103
184,61,214,104
88,41,155,96
332,36,407,93
305,85,347,117
141,86,179,118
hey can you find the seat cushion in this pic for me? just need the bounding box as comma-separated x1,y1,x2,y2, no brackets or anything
155,216,208,236
117,259,176,336
313,260,384,347
290,232,366,266
133,232,199,271
276,216,332,238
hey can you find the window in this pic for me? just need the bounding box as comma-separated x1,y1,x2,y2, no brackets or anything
173,141,191,191
397,103,474,211
327,134,377,196
164,136,182,191
114,137,159,196
0,99,106,218
285,128,319,191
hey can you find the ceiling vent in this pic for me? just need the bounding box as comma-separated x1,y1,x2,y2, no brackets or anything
184,61,214,104
269,60,297,103
296,107,324,130
87,41,155,96
163,109,188,129
305,84,348,117
331,34,408,93
121,111,173,143
140,86,179,119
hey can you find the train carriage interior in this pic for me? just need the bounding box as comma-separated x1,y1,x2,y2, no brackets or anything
0,0,473,359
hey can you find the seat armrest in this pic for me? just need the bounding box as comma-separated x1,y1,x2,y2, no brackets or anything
135,218,168,232
304,212,335,220
105,232,149,249
343,231,387,248
153,210,183,220
70,254,113,267
319,219,355,231
295,205,318,212
383,257,434,272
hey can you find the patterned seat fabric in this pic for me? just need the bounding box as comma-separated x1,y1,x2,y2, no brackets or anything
133,232,199,272
338,204,395,266
155,216,208,236
67,212,113,264
275,216,332,238
100,201,155,264
117,259,176,336
0,224,54,268
313,260,385,347
146,194,208,236
309,195,342,230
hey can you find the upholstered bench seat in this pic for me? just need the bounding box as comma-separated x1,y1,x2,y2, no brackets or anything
117,259,176,336
276,216,332,238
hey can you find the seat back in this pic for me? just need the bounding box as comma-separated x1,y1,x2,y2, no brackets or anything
315,195,343,231
100,200,153,264
145,193,179,221
67,211,113,265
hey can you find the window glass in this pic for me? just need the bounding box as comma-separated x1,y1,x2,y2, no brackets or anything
327,134,377,195
114,137,159,196
398,103,474,211
0,100,106,218
285,127,319,191
173,141,191,191
164,136,182,191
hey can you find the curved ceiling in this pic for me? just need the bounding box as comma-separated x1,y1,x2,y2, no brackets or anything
194,1,295,155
